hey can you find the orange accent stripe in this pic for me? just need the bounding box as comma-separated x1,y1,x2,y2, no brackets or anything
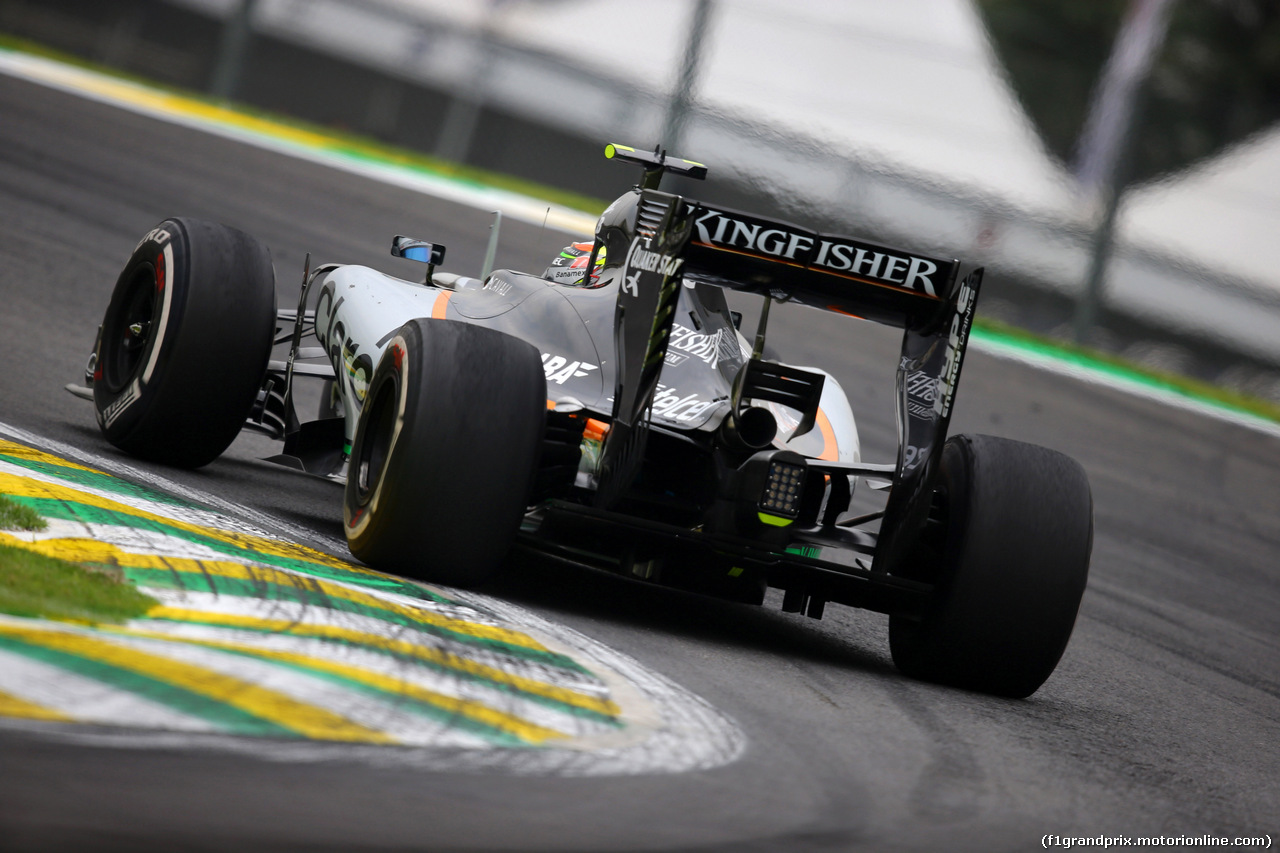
546,400,556,410
815,407,838,461
432,290,452,320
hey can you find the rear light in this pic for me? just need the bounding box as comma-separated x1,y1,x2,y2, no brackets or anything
760,458,805,521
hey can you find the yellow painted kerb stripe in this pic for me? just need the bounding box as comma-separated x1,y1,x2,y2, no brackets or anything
23,58,339,150
0,440,101,474
114,626,566,745
0,471,365,575
148,608,620,718
0,688,73,722
0,623,392,744
0,533,552,654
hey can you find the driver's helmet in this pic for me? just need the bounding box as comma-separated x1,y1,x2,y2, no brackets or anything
544,241,606,287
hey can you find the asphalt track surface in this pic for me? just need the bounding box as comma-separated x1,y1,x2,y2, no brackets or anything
1,73,1278,852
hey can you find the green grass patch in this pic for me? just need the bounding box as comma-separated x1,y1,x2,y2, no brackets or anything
973,317,1280,425
0,542,157,624
0,35,609,217
1,494,155,623
0,494,46,532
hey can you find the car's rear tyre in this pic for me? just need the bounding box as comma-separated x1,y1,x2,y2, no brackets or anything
93,218,276,468
889,434,1093,698
343,318,546,585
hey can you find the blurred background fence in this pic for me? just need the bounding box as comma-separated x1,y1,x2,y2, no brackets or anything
3,0,1278,401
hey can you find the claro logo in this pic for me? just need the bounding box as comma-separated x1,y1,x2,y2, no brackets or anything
692,209,945,297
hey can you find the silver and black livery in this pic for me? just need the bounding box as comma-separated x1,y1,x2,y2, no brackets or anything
77,143,1093,698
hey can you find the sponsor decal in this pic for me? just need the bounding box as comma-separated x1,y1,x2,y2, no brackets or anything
668,323,739,370
812,240,940,297
663,351,688,367
101,380,140,429
342,342,375,403
903,444,930,471
649,384,719,423
691,206,949,297
541,354,598,386
621,237,684,299
694,209,814,261
621,270,641,297
625,243,685,278
904,369,938,420
134,227,171,251
933,276,977,419
314,287,374,409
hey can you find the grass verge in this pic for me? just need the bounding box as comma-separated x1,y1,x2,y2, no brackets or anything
0,495,156,624
0,493,45,532
974,317,1280,425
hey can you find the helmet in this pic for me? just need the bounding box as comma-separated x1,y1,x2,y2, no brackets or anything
544,241,606,287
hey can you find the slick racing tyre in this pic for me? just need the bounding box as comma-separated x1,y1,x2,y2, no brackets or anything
344,319,546,586
889,434,1093,698
93,218,276,468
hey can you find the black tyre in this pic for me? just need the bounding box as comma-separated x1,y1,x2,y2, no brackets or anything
344,319,546,585
93,218,276,468
889,434,1093,698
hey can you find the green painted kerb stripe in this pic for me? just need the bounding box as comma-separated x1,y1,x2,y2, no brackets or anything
0,452,197,508
121,565,591,674
140,611,622,727
206,645,535,747
0,634,296,737
12,496,449,603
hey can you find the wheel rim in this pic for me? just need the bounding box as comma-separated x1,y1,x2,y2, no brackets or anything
354,375,397,505
102,263,157,392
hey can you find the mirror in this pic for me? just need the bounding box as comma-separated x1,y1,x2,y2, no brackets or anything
391,236,445,265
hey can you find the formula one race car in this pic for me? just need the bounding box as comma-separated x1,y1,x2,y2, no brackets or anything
76,144,1093,698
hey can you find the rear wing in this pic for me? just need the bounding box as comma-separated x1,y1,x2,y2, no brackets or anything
683,201,959,328
593,185,983,577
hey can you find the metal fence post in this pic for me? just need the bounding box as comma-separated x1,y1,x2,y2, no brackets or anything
210,0,258,100
660,0,715,155
1072,0,1176,344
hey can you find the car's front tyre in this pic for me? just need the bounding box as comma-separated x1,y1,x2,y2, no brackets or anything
93,218,276,468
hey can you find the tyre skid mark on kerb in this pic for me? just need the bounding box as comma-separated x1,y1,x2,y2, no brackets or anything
0,484,610,742
120,619,620,734
0,519,586,671
0,529,619,713
0,423,352,557
0,470,559,652
0,428,747,773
